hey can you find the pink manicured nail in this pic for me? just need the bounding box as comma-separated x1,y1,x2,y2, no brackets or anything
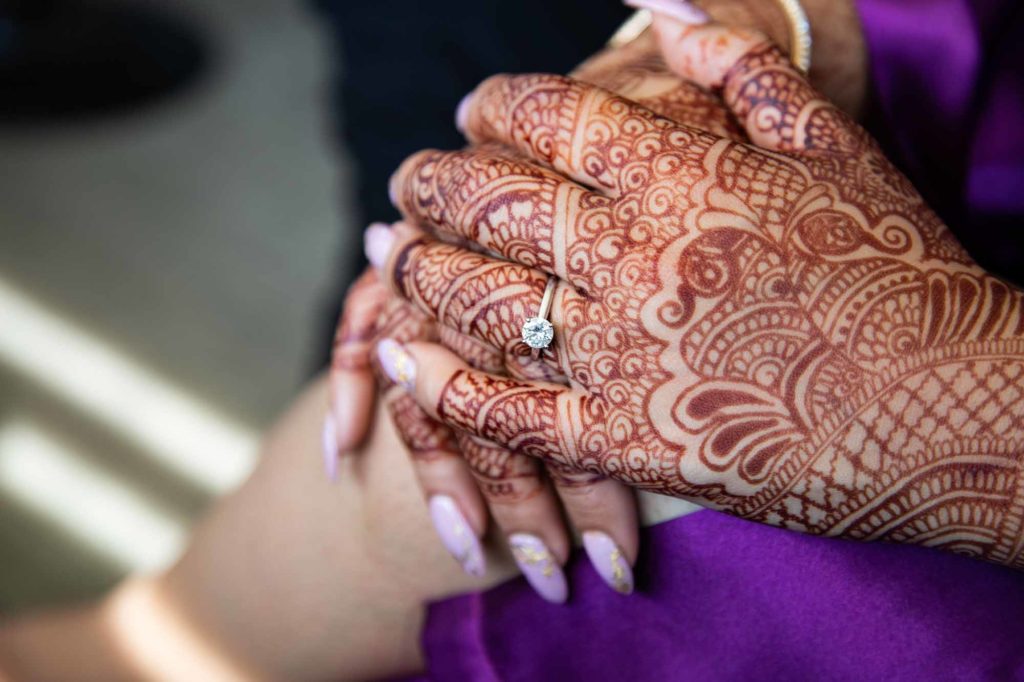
376,338,416,392
321,412,338,482
364,222,394,270
582,531,634,595
429,495,486,577
388,175,399,208
623,0,710,24
509,533,568,604
455,91,474,134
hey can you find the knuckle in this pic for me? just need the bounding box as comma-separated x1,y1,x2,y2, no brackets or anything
549,462,605,493
460,435,544,503
391,148,445,207
439,327,503,373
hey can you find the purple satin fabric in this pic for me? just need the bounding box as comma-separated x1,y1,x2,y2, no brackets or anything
858,0,1024,283
419,1,1024,678
424,511,1024,680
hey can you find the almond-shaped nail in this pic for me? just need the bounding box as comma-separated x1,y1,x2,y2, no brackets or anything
388,174,400,208
455,91,474,134
623,0,710,24
582,531,634,595
376,338,416,392
509,533,568,604
364,222,394,270
321,412,338,482
429,495,486,577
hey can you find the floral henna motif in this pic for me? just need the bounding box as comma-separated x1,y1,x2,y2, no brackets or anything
399,44,1024,568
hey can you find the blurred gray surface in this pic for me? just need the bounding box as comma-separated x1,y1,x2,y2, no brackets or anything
0,0,352,610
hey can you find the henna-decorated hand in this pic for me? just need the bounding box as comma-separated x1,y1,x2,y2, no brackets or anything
378,13,1024,570
324,27,753,599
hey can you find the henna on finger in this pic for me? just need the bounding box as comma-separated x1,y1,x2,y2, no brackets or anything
388,236,576,382
389,150,604,287
458,73,717,197
388,27,1024,569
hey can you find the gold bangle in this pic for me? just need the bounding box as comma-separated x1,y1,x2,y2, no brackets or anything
775,0,812,72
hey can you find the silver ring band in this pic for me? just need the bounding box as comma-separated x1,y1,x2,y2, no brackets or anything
521,277,557,352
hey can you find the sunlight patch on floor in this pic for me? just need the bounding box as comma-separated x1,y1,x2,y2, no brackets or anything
0,419,188,572
0,276,258,495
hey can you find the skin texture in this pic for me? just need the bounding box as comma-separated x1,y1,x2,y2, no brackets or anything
0,378,521,681
690,0,867,116
329,27,761,584
384,18,1024,570
329,1,869,590
0,377,695,681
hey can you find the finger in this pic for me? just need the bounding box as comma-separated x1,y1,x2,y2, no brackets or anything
471,318,631,597
571,26,745,141
328,267,388,468
546,462,638,595
648,12,857,153
453,73,711,196
457,432,570,603
440,328,571,600
377,338,580,468
374,293,491,578
391,337,638,597
386,234,582,381
383,329,573,601
389,148,606,287
438,324,565,384
384,388,488,578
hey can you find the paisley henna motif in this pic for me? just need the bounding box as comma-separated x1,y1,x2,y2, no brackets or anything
392,35,1024,569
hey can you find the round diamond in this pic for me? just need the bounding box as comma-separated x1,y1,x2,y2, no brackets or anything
521,317,554,349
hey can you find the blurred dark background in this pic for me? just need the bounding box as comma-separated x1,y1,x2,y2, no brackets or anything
0,0,627,613
0,0,344,611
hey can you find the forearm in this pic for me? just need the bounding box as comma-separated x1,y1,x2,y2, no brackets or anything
0,578,263,682
158,381,434,681
1,378,520,681
157,377,525,680
0,600,138,681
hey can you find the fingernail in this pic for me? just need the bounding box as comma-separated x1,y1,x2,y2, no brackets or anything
429,495,486,577
623,0,709,24
455,91,474,134
376,338,416,392
582,531,634,595
321,412,338,482
509,533,568,604
388,174,400,209
364,222,394,270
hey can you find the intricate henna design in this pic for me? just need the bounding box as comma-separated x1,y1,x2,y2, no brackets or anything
573,30,745,142
355,40,748,510
392,32,1024,569
392,237,568,382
